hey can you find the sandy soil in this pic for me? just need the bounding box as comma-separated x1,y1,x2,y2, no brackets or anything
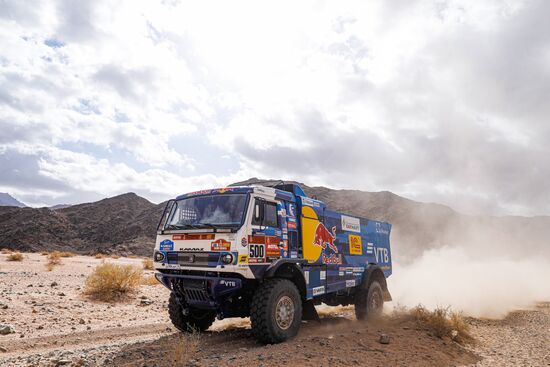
0,253,547,366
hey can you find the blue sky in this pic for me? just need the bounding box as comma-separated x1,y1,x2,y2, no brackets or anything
0,0,549,216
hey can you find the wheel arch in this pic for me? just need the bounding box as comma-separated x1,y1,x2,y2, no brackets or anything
362,265,392,302
264,260,308,301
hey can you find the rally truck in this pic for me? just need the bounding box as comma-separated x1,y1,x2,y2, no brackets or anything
153,183,392,343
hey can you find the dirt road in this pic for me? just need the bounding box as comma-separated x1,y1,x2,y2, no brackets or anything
0,253,547,366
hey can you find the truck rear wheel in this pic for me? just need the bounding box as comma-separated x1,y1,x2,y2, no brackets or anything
168,292,216,332
354,280,383,321
250,278,302,344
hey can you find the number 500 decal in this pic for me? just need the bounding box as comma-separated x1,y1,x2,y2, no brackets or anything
248,244,265,264
249,244,265,258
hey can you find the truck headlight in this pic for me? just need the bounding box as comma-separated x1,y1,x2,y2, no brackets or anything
221,253,234,265
154,251,165,262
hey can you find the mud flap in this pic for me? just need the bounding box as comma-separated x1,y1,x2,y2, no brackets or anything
301,300,320,321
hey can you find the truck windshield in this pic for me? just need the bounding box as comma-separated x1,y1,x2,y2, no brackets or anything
165,194,247,230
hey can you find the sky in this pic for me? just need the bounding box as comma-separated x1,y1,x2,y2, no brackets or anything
0,0,548,216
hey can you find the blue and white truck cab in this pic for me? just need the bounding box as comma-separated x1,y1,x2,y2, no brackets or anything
153,183,392,343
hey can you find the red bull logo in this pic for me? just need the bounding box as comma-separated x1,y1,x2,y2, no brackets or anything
313,223,338,253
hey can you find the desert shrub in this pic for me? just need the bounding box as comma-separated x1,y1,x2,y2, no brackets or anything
410,305,472,343
110,255,120,259
142,258,154,270
7,252,23,261
94,253,106,259
1,248,13,254
46,252,62,271
83,263,143,302
172,333,201,366
58,251,76,258
40,251,49,256
141,274,159,286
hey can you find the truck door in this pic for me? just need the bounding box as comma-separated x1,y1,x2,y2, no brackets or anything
250,198,283,263
286,202,299,258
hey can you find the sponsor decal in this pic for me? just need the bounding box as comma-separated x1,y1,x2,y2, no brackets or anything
266,243,280,257
248,244,265,263
339,271,344,276
322,253,342,264
346,279,356,287
238,254,248,264
366,242,374,254
211,239,231,251
313,223,338,253
288,203,296,217
159,239,174,251
341,215,361,233
375,222,390,235
320,270,326,280
220,279,236,287
283,251,288,257
217,188,233,194
352,267,365,272
312,286,325,296
173,234,214,241
349,234,362,255
290,251,298,258
304,271,309,285
185,248,203,252
374,247,390,263
287,221,297,229
241,237,248,247
302,197,321,207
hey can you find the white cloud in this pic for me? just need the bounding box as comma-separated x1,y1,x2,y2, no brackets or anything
0,0,548,215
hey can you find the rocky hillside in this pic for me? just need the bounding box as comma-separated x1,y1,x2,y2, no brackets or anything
1,179,548,259
0,193,165,256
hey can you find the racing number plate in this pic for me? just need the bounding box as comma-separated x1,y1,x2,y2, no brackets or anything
248,244,265,263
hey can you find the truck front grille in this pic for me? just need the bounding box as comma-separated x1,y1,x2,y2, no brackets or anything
166,251,220,267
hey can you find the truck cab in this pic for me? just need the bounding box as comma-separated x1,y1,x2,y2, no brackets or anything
153,183,392,343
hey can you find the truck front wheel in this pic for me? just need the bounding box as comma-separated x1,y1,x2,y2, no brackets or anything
354,280,383,321
168,292,216,332
250,278,302,344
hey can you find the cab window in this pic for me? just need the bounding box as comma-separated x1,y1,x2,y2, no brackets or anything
252,200,279,227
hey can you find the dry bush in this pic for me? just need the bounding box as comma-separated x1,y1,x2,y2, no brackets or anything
7,252,23,261
46,252,62,271
142,258,154,270
1,248,13,254
58,251,76,258
128,255,138,259
410,305,473,344
40,251,49,256
110,255,120,259
172,332,201,366
141,274,159,286
94,253,106,259
83,263,143,302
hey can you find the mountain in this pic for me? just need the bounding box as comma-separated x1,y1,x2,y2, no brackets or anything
0,193,26,207
49,204,72,210
0,179,548,260
0,193,165,256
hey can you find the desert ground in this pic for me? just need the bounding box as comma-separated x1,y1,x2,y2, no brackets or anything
0,253,548,367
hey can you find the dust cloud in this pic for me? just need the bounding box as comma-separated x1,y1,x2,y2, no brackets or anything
388,246,550,318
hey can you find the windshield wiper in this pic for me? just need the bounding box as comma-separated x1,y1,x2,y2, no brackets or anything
196,223,220,230
165,224,201,230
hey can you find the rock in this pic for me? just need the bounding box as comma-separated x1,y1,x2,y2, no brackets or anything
51,282,58,287
0,346,7,352
56,359,71,366
58,292,66,296
79,318,85,324
0,303,7,310
0,324,15,334
140,299,153,306
379,334,390,344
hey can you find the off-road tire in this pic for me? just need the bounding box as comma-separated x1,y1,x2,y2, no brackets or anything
168,292,216,332
250,278,302,344
354,280,383,321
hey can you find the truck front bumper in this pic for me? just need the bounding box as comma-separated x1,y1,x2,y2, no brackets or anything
155,272,243,310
